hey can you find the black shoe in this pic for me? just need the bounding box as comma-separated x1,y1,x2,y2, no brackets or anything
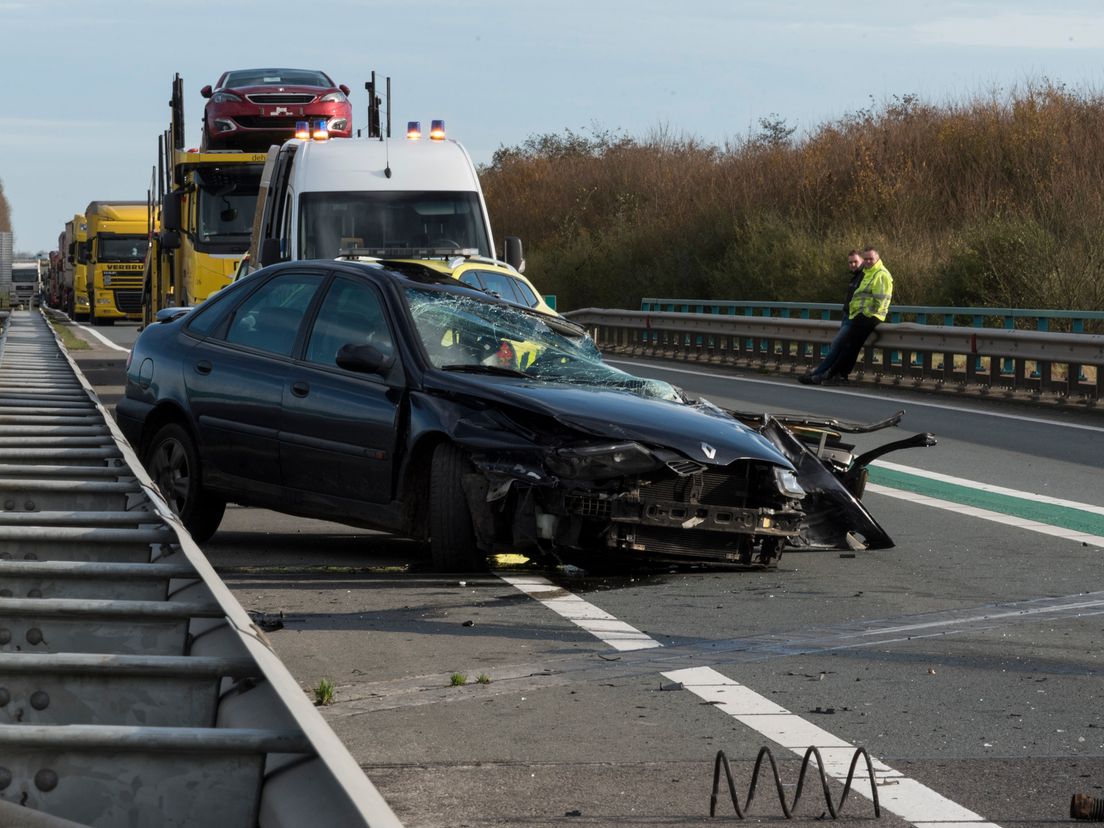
798,373,822,385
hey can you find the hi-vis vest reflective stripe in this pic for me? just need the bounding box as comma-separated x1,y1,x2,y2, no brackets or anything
848,261,893,321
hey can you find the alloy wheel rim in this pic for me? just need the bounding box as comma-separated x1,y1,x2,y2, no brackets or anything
151,437,191,515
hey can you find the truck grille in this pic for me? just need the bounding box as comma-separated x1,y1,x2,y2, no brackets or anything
114,290,143,314
246,93,316,104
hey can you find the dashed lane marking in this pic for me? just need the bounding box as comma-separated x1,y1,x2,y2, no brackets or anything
497,574,661,651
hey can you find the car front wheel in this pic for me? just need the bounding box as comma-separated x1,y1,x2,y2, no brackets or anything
429,442,487,572
144,423,225,543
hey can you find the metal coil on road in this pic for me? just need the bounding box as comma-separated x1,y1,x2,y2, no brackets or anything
710,745,881,820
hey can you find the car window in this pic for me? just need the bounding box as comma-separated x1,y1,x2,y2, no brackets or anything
305,277,393,368
458,272,482,289
508,276,540,308
184,283,244,337
470,271,522,304
224,272,323,356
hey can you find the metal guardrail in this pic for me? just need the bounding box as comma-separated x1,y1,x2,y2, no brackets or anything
566,308,1104,401
641,298,1104,334
0,310,403,827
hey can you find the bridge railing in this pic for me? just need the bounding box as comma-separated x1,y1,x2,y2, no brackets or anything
566,308,1104,402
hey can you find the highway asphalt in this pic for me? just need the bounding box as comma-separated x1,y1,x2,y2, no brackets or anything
68,316,1104,827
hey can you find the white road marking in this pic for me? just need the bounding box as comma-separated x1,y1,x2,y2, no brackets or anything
871,460,1104,515
663,666,1001,827
503,575,1005,825
71,322,130,353
497,574,661,651
866,483,1104,547
605,358,1104,434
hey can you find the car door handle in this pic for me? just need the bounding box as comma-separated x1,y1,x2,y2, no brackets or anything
291,381,310,397
194,360,212,375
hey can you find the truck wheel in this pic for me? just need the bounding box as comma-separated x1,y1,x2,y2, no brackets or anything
144,423,225,543
429,442,487,572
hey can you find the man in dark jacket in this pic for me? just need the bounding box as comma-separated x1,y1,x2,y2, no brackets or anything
801,247,893,386
800,250,866,384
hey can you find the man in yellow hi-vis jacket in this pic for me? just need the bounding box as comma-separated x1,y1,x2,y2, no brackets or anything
800,247,893,386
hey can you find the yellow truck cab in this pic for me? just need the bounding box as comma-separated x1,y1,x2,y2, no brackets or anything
143,75,265,323
84,201,150,324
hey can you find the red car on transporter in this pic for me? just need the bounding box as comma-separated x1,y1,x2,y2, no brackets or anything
200,68,352,150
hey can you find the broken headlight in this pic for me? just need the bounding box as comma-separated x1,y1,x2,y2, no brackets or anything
548,441,663,480
772,467,806,499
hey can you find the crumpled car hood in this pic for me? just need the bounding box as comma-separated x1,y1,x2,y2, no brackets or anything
429,374,793,468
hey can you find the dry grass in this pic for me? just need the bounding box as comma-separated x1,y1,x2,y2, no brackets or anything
0,177,10,233
481,81,1104,318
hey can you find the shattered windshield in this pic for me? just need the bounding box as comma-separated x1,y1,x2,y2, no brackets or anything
404,287,681,401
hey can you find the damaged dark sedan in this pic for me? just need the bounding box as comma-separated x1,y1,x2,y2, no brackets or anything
117,258,934,570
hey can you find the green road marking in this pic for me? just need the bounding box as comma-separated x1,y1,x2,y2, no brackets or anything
868,466,1104,536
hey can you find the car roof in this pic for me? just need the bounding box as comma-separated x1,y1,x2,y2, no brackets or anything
333,255,551,309
286,258,539,311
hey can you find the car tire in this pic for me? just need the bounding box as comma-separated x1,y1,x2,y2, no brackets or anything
144,423,226,543
429,442,487,572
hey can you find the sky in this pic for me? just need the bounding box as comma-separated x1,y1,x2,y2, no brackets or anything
3,0,1104,254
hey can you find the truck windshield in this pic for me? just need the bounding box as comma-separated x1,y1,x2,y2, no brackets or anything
299,191,491,259
195,167,262,247
98,236,148,262
11,269,38,283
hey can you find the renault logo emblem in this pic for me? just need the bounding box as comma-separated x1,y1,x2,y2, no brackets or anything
701,443,716,460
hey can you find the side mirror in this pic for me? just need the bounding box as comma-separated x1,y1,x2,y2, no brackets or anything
200,85,213,99
259,238,286,267
339,84,351,96
335,343,393,375
162,192,182,233
504,236,524,272
160,229,181,250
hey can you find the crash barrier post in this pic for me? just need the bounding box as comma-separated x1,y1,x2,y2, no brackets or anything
568,308,1104,402
0,309,403,827
710,746,881,819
